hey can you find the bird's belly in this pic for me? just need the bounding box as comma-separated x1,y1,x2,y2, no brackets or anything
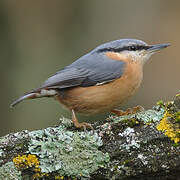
56,63,143,115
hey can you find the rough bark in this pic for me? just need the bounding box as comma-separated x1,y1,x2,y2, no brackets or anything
0,94,180,180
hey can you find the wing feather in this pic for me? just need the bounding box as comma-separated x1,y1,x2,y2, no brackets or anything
39,52,126,90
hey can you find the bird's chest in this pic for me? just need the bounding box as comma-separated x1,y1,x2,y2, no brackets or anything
57,62,143,114
108,62,143,107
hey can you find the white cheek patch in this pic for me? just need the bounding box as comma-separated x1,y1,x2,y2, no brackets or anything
121,50,152,63
36,89,57,97
120,51,140,61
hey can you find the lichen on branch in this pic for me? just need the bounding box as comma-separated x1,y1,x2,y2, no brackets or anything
0,94,180,179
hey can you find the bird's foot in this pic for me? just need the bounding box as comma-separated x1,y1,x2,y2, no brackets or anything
111,105,144,116
73,121,93,130
72,109,93,130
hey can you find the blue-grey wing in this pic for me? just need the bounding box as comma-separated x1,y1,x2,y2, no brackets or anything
40,52,126,89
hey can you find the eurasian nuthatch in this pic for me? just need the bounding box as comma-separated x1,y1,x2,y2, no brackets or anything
11,39,170,129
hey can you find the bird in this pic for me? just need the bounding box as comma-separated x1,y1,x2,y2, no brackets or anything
10,39,170,129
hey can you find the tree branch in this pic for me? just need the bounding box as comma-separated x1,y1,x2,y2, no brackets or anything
0,94,180,180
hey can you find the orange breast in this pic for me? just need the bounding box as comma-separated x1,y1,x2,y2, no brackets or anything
56,60,143,115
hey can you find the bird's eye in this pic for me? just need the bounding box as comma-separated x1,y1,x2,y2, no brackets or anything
129,46,137,51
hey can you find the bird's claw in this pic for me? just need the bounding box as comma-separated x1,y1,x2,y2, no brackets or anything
112,105,144,116
72,109,93,130
74,122,94,131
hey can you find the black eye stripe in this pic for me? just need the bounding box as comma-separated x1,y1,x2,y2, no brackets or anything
97,45,150,53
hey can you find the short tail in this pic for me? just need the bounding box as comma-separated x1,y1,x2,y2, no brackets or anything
10,89,57,108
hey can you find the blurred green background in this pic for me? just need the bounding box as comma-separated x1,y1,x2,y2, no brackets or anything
1,0,179,136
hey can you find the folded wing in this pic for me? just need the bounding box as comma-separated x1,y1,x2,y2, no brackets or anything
37,53,126,91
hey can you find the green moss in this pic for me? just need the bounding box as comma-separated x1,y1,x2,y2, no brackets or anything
123,159,130,165
156,100,165,107
172,143,179,147
120,118,138,127
172,111,180,123
27,124,109,178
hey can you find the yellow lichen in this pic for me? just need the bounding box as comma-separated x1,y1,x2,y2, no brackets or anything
33,171,49,179
13,154,49,179
13,154,39,169
157,111,180,143
55,175,64,179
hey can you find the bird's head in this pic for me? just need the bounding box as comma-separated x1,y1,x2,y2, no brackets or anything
95,39,170,64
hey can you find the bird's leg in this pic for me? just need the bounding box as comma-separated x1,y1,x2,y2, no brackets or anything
71,109,93,130
111,105,144,116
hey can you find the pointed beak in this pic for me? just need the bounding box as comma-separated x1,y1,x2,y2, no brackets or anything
147,43,170,53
